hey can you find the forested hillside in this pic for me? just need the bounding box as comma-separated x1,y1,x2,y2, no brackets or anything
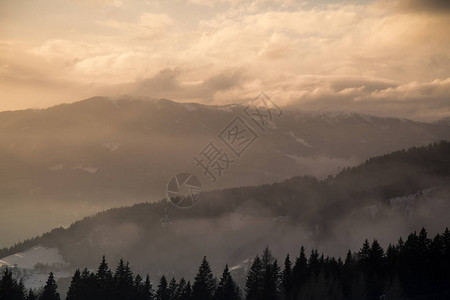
2,228,450,300
1,141,449,287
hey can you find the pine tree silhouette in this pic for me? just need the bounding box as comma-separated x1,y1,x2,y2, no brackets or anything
245,256,263,300
168,277,178,300
192,256,216,300
291,246,308,299
180,281,192,300
0,267,25,300
156,275,170,300
281,254,292,300
215,265,240,300
96,256,113,300
39,272,60,300
114,259,134,300
66,269,81,300
26,289,38,300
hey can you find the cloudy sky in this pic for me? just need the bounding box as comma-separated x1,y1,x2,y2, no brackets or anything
1,0,449,120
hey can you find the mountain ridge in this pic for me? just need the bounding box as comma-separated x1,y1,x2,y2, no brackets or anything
1,141,449,282
1,96,449,247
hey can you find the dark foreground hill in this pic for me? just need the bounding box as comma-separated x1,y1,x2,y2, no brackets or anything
1,141,449,283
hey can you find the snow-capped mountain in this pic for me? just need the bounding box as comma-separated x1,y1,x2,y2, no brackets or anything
1,96,449,247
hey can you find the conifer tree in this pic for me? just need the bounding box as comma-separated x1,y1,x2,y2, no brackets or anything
96,256,113,300
308,250,319,275
245,256,263,300
177,277,186,299
292,246,308,299
180,281,192,300
17,279,26,300
143,275,154,300
156,275,170,300
192,256,216,300
134,274,144,300
0,267,22,300
281,254,292,299
114,259,134,300
215,265,240,300
66,269,81,300
359,239,371,261
26,289,38,300
168,277,179,300
39,272,60,300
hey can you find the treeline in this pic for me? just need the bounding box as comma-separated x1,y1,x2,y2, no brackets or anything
1,141,449,270
2,227,450,300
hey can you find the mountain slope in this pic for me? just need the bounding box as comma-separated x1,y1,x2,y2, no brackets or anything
1,97,450,246
2,141,449,283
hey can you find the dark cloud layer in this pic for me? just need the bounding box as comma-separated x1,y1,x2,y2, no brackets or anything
398,0,450,13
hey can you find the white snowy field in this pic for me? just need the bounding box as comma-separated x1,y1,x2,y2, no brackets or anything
0,246,71,290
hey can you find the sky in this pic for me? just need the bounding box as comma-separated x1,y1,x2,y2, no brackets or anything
1,0,449,121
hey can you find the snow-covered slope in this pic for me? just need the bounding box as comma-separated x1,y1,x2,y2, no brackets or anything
0,246,65,268
0,246,71,290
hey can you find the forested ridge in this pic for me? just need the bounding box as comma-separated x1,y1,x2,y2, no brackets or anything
2,227,450,300
1,141,449,264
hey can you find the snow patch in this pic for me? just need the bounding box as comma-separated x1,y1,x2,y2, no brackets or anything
74,164,98,174
287,131,312,147
0,246,66,269
182,103,199,111
388,187,436,215
0,246,71,290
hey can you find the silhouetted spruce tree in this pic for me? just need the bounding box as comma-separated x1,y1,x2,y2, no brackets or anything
260,247,281,300
113,259,134,300
307,250,319,276
66,269,81,300
281,254,292,300
291,246,307,299
359,239,370,264
0,267,22,300
156,275,170,300
143,275,154,300
179,280,192,300
1,267,27,300
17,279,26,300
177,278,186,299
133,274,144,300
442,228,450,290
79,268,97,300
168,277,179,300
39,272,60,300
192,256,216,300
245,256,263,300
96,256,113,300
215,265,240,300
342,250,356,299
367,239,385,297
26,289,38,300
430,233,446,292
385,244,398,278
